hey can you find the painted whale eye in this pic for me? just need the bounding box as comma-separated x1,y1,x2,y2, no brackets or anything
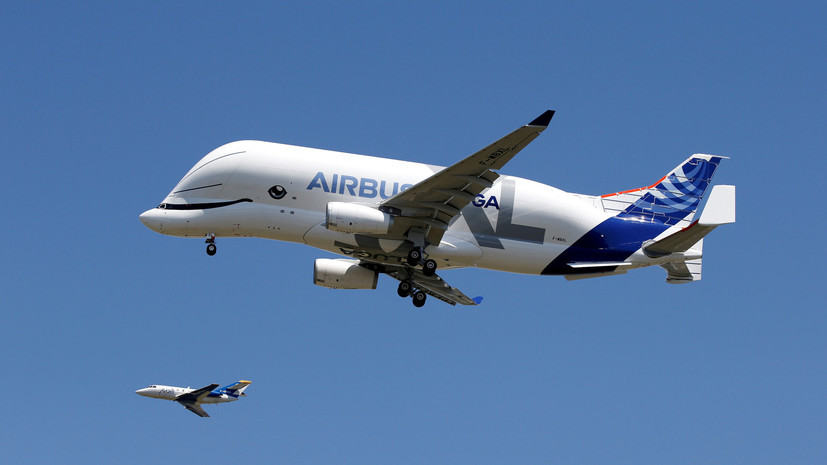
268,185,287,199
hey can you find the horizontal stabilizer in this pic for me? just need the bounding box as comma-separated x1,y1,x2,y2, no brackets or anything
643,185,735,257
643,222,713,257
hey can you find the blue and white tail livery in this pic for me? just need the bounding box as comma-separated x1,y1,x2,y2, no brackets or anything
220,380,252,397
603,155,724,226
597,155,733,283
140,110,736,307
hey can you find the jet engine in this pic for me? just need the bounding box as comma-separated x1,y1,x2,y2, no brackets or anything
313,259,378,289
325,202,393,234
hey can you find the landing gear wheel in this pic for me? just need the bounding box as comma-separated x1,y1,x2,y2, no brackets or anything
412,290,427,308
422,259,437,276
406,249,421,266
206,243,217,256
397,281,412,298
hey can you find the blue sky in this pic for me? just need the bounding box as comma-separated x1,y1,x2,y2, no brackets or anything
2,1,825,463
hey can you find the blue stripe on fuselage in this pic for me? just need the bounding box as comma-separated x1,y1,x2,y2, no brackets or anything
541,216,669,275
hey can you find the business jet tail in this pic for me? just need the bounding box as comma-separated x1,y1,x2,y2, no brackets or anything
221,380,252,396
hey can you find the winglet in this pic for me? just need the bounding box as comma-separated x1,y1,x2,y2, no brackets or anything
472,296,484,305
528,110,555,127
698,185,736,225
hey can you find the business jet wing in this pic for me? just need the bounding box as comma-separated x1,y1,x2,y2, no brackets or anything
384,265,482,306
175,383,219,404
174,383,218,417
179,402,210,417
379,110,554,245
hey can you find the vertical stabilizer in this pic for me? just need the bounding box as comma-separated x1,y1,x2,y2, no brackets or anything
602,154,725,227
221,380,252,396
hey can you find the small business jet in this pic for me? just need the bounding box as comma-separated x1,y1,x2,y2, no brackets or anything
135,380,251,417
140,110,735,307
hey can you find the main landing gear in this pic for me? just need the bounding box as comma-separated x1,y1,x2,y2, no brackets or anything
397,281,427,308
397,281,412,297
205,234,217,256
411,290,427,308
399,246,436,307
406,248,437,277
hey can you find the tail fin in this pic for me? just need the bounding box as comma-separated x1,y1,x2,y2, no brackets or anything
601,154,725,226
221,380,252,396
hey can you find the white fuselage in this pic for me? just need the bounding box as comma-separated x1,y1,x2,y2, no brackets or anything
135,385,236,404
139,141,656,274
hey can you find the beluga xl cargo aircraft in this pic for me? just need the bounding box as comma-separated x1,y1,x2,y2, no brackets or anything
140,110,735,307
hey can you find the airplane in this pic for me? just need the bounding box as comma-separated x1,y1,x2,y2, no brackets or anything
135,380,251,417
139,110,735,307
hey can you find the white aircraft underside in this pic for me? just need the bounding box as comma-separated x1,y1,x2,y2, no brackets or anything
140,111,735,307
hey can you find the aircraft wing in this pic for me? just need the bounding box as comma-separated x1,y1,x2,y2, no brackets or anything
384,265,482,306
179,401,210,417
175,383,219,404
379,110,554,245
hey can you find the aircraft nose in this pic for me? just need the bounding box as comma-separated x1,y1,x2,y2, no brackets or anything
135,388,150,397
139,208,162,233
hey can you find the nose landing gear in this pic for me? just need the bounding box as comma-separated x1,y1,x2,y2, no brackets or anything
205,234,217,256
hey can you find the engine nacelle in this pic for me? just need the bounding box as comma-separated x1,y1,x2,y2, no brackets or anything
325,202,393,234
313,259,378,289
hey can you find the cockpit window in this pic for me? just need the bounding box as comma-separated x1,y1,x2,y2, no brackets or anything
268,185,287,199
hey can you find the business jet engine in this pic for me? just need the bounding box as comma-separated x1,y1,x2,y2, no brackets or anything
313,259,379,289
325,202,393,234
